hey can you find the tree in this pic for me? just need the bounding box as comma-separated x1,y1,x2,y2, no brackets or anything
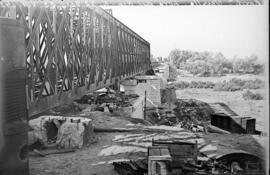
232,54,263,74
167,49,263,76
168,49,193,68
168,49,182,68
211,52,230,74
150,54,157,62
233,58,245,73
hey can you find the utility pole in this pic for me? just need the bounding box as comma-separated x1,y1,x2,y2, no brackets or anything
144,90,147,120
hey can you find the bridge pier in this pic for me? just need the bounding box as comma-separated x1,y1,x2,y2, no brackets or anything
0,18,29,175
0,3,151,174
109,78,120,91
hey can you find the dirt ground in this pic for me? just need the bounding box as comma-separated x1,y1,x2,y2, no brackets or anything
29,131,267,175
29,110,146,175
29,109,267,175
30,132,147,175
29,73,268,175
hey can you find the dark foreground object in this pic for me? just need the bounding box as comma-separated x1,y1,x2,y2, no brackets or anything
113,159,148,175
210,103,256,134
0,18,28,175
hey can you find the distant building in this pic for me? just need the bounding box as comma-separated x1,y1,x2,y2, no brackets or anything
121,75,162,107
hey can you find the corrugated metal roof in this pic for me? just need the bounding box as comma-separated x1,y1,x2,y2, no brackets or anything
209,103,238,116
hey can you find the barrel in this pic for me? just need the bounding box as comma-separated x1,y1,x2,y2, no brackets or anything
0,18,29,175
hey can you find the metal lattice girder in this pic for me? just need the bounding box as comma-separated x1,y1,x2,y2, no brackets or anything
0,0,264,6
0,2,151,116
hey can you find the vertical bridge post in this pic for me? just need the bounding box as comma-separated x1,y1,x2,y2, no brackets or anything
0,18,28,175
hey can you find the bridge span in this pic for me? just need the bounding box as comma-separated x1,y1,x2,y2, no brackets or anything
0,2,151,116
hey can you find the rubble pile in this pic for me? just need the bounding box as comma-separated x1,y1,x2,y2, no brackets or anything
111,135,265,175
28,116,95,150
113,158,148,175
74,88,140,113
145,98,214,130
173,99,214,130
113,155,264,175
145,108,177,126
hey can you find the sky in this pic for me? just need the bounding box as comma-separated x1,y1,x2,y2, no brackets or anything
102,5,268,61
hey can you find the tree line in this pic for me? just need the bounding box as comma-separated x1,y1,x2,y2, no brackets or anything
168,49,264,76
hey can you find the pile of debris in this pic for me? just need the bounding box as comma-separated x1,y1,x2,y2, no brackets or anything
145,107,177,126
74,87,139,113
173,99,214,130
113,158,148,175
112,139,265,175
28,116,96,151
144,98,214,131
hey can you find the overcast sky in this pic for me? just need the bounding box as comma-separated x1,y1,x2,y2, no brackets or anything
102,5,268,61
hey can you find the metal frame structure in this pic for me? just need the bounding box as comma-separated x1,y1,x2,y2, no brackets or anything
0,2,151,116
0,0,264,5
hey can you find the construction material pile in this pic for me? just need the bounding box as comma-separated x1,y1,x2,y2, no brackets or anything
112,137,265,175
74,88,139,112
145,108,177,126
174,99,214,129
28,116,95,150
113,159,148,175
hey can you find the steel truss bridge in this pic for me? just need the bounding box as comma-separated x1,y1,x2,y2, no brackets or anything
0,0,263,116
0,1,264,174
0,2,151,116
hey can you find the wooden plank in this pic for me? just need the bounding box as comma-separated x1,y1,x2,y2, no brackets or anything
149,148,161,156
160,148,170,156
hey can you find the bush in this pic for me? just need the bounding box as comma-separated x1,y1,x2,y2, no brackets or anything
175,81,189,89
242,79,265,89
213,80,241,91
204,81,215,88
175,78,264,91
190,81,198,88
175,81,215,89
213,78,264,91
242,90,264,100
